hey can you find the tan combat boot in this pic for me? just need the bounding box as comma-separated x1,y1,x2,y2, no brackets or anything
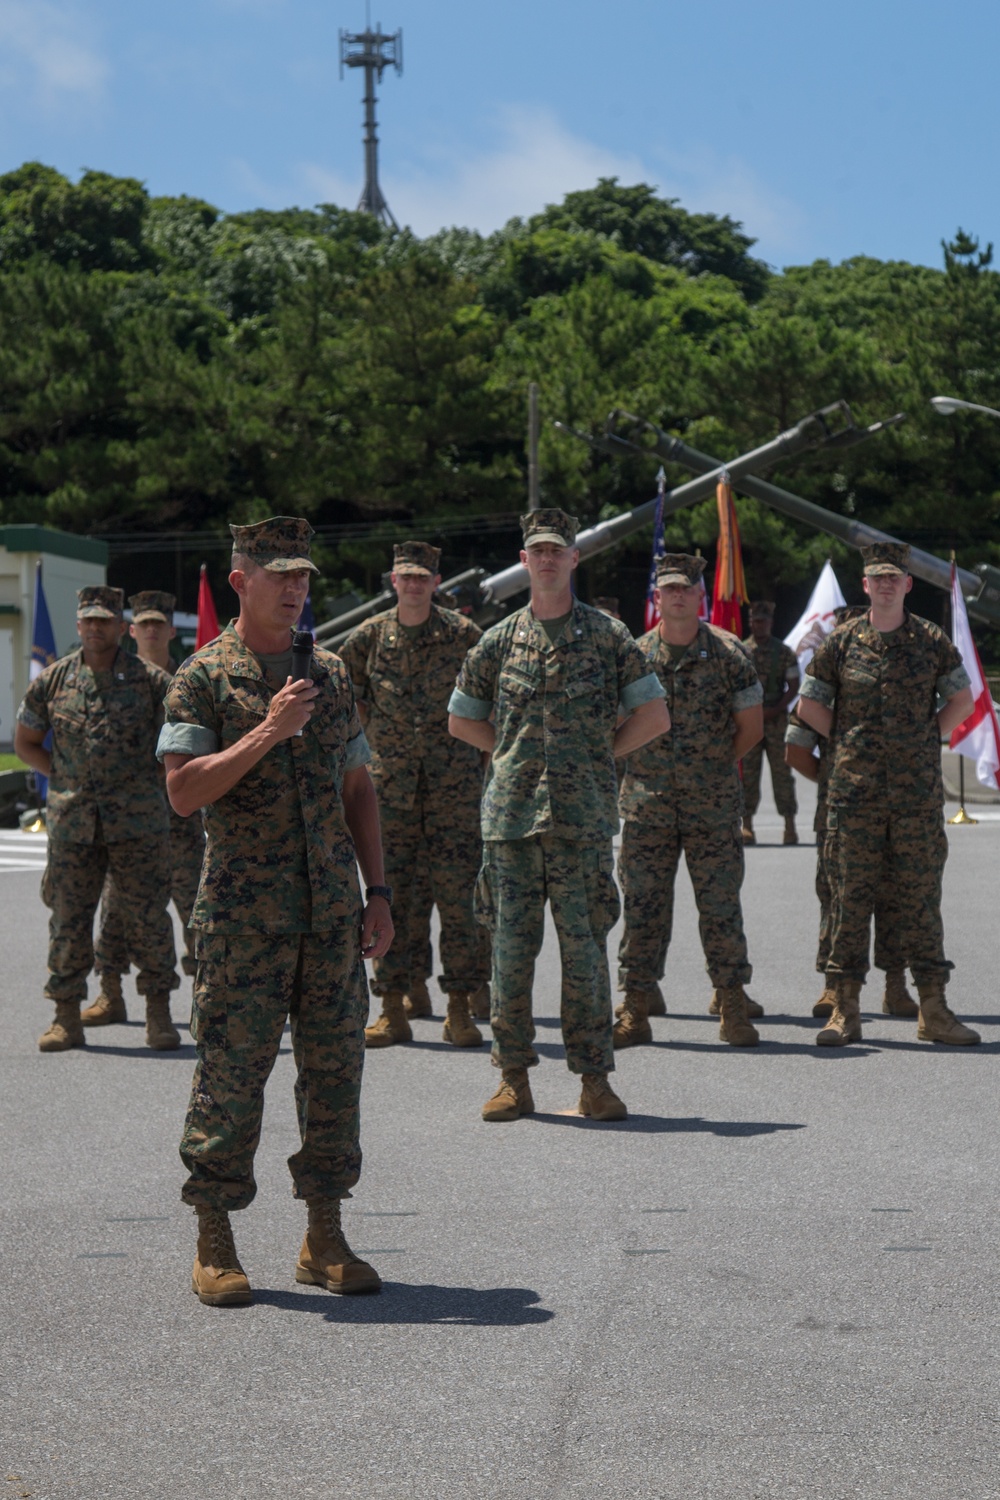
146,994,181,1050
38,1001,86,1052
709,987,764,1019
783,816,798,846
812,987,836,1019
916,982,980,1046
616,981,666,1020
716,986,760,1047
648,982,667,1017
296,1199,382,1294
442,992,484,1047
578,1073,627,1121
816,980,863,1047
469,981,491,1020
613,992,652,1048
81,971,127,1026
882,968,918,1017
364,991,412,1048
192,1206,252,1306
482,1066,534,1122
741,817,756,846
402,978,433,1018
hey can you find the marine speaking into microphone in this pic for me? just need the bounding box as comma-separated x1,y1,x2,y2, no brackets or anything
156,515,395,1309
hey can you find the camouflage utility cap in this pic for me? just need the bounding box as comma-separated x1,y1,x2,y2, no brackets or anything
393,541,441,577
862,541,910,577
521,509,578,549
130,590,176,624
230,516,320,575
749,600,775,618
656,554,706,588
77,585,124,619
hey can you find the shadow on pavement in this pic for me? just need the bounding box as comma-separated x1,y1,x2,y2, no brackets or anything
252,1282,554,1325
642,1038,879,1058
529,1111,805,1135
81,1041,201,1058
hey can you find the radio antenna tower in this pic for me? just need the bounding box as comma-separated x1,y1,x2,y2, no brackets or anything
339,9,403,230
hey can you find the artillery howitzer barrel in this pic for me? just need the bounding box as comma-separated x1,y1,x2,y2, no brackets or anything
598,410,987,610
487,404,865,604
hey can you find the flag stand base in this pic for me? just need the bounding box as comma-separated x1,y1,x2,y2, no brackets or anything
948,805,978,825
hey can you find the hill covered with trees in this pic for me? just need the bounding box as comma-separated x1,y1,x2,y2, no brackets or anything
1,162,998,633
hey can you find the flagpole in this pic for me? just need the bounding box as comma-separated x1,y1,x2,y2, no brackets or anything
946,554,979,824
949,755,977,824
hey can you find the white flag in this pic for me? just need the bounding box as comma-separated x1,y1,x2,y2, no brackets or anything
949,564,1000,790
783,560,847,688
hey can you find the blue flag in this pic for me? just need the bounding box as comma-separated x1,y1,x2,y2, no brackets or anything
30,562,57,803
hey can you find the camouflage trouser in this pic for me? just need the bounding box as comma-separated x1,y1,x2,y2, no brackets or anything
95,810,205,978
825,805,951,987
815,830,908,974
404,846,492,990
617,813,752,992
742,713,798,817
181,927,367,1211
41,832,178,1003
372,798,485,996
474,834,619,1075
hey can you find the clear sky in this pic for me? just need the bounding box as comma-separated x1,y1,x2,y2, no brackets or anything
0,0,996,272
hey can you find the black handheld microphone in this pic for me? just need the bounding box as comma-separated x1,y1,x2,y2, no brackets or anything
291,630,314,735
291,630,314,681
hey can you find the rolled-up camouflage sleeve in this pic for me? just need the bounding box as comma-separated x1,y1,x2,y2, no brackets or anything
801,636,838,706
936,637,971,700
344,728,372,771
157,660,218,761
16,674,50,734
727,645,764,712
616,632,666,713
449,635,498,719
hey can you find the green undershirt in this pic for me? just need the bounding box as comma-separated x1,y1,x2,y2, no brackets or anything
539,610,573,645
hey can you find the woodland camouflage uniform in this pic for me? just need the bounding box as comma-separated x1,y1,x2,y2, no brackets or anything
339,595,486,998
449,528,664,1077
785,709,909,978
158,603,373,1210
96,656,205,982
741,630,800,819
17,618,178,1012
802,605,968,990
617,619,763,996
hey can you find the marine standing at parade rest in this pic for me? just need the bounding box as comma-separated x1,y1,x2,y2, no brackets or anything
785,607,918,1021
88,591,207,1026
798,541,979,1047
158,517,394,1307
14,586,180,1052
614,555,766,1050
339,541,489,1050
741,600,800,846
448,508,670,1123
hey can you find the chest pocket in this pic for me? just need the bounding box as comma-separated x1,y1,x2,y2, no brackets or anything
221,682,269,745
499,665,537,705
564,664,604,701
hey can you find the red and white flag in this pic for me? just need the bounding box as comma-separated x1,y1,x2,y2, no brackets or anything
949,563,1000,790
783,560,847,688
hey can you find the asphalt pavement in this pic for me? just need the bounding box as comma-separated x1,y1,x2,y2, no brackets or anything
2,776,1000,1500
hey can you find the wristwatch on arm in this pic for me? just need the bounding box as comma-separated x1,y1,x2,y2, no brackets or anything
365,885,393,906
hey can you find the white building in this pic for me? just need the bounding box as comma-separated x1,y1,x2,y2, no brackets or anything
0,525,108,747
